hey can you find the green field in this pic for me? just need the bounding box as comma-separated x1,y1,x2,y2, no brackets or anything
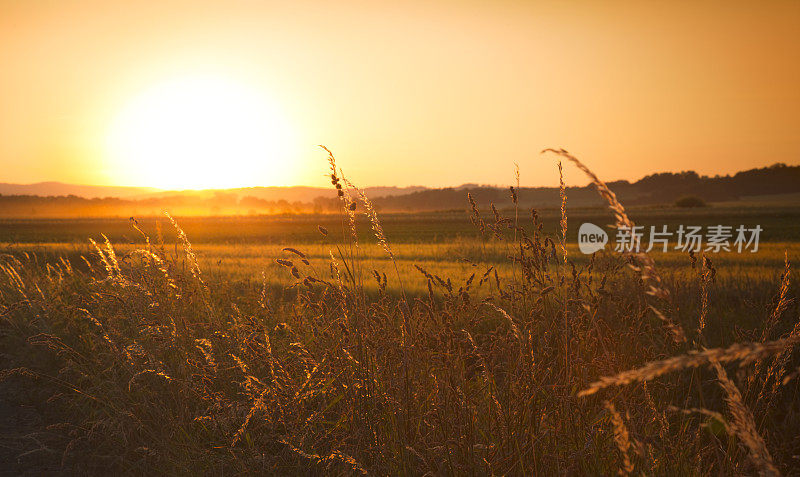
2,202,799,244
1,198,799,474
2,202,798,291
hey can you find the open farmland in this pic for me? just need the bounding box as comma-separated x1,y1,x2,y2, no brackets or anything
2,179,800,474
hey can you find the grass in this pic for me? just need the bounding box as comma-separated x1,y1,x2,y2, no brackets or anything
3,240,797,294
0,151,799,475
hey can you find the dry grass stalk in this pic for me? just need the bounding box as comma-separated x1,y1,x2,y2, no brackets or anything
344,177,391,259
129,249,177,291
461,329,503,418
89,236,119,279
712,361,780,477
194,338,217,370
320,144,337,177
129,217,150,251
558,160,567,265
757,252,791,345
340,184,359,246
232,387,270,448
165,212,204,287
321,146,359,245
666,405,729,431
512,162,520,241
467,192,486,235
578,336,800,397
486,303,521,343
258,271,269,309
329,250,344,290
279,440,368,475
697,254,712,343
0,260,26,296
128,369,173,391
557,159,571,379
754,252,793,398
78,307,135,365
542,148,686,344
649,306,687,345
101,234,120,275
761,317,800,402
604,400,635,475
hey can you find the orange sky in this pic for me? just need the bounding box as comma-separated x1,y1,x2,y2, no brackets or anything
1,0,798,189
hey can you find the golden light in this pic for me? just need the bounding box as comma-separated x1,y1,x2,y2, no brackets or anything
106,76,295,190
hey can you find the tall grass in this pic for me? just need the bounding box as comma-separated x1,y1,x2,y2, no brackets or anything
0,149,798,475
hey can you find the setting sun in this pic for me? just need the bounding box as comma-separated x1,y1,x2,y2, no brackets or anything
106,76,295,190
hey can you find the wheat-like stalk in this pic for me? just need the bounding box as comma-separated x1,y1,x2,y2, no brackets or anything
604,400,635,475
232,386,270,447
328,250,344,290
128,369,173,391
343,178,391,259
578,336,800,397
556,159,571,379
461,329,503,418
759,252,791,344
712,361,780,476
0,259,27,298
467,192,486,235
320,146,358,245
486,303,521,343
542,148,685,344
101,234,121,276
165,212,204,287
89,236,118,278
761,316,800,402
194,338,217,370
697,254,712,344
129,249,177,291
279,440,368,475
512,162,520,240
340,178,359,246
754,252,793,399
666,405,728,428
558,160,567,265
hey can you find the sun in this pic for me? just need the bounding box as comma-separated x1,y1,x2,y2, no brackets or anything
106,76,295,190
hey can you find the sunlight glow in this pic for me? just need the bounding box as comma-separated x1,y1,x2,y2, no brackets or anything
106,76,295,190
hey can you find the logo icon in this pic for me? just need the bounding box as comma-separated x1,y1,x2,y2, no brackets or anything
578,222,608,254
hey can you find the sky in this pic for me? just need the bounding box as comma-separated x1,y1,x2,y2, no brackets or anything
1,0,798,189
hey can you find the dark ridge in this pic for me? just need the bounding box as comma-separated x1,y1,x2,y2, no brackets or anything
0,163,797,217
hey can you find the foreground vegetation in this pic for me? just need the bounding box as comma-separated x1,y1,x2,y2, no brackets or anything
1,152,799,475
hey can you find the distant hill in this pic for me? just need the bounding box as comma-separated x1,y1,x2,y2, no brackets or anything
0,182,159,198
0,163,798,217
358,163,800,212
0,182,425,203
138,186,426,203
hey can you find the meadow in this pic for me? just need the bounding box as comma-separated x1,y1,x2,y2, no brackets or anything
1,152,799,475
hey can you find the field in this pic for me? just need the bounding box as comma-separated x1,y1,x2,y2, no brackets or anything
1,164,800,474
2,203,798,292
